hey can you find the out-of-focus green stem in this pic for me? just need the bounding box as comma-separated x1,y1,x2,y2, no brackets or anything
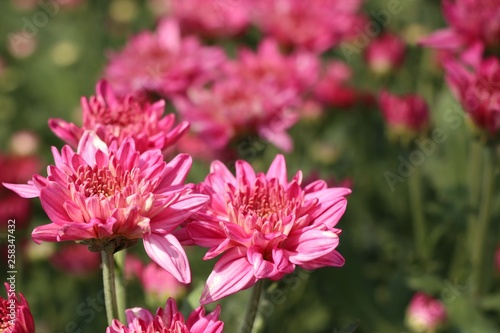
102,250,119,325
239,279,264,333
470,145,496,300
466,141,483,250
114,250,126,323
408,163,427,262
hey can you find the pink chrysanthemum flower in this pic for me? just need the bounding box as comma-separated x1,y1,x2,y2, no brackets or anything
420,0,500,52
107,298,224,333
379,90,430,134
3,131,208,283
49,80,188,153
224,38,319,95
174,78,299,153
405,293,447,332
104,19,226,98
185,154,350,304
170,0,251,38
252,0,364,53
444,56,500,137
1,283,35,333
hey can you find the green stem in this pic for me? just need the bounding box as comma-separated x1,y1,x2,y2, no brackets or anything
239,280,264,333
470,145,496,300
408,163,427,262
102,250,119,325
466,141,483,250
114,250,126,323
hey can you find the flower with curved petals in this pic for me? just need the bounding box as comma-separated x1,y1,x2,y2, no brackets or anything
49,80,188,153
1,283,35,333
3,131,208,283
419,0,500,52
444,56,500,138
104,18,226,99
185,154,350,304
106,298,224,333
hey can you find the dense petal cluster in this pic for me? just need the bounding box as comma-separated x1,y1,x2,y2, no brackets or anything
405,293,447,332
49,80,188,153
420,0,500,51
0,283,35,333
174,78,299,153
107,298,223,333
3,131,208,283
379,90,430,134
104,19,225,98
186,155,350,304
252,0,364,53
444,57,500,137
170,0,251,38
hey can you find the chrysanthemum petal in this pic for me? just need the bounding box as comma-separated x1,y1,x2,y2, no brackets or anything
143,233,191,284
200,248,256,304
285,229,339,264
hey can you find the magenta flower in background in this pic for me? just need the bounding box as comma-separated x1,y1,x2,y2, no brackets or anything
252,0,364,53
49,80,188,153
170,0,251,38
224,38,320,95
313,61,359,109
0,283,35,333
186,154,350,304
3,131,209,283
49,243,101,276
420,0,500,52
405,293,447,332
104,19,225,98
124,255,187,306
379,90,430,134
364,33,406,75
174,78,299,153
444,56,500,137
107,298,224,333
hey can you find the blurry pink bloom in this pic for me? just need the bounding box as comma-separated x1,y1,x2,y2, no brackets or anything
364,33,406,75
104,19,225,98
444,56,500,137
9,131,40,157
174,79,299,152
124,255,187,304
50,243,101,275
252,0,364,53
420,0,500,51
379,90,430,133
406,293,447,332
224,38,320,94
0,154,41,230
107,298,223,333
49,80,188,153
186,155,350,304
7,31,37,58
141,261,187,305
4,131,209,283
313,61,359,109
125,254,145,280
1,283,35,333
171,0,251,38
